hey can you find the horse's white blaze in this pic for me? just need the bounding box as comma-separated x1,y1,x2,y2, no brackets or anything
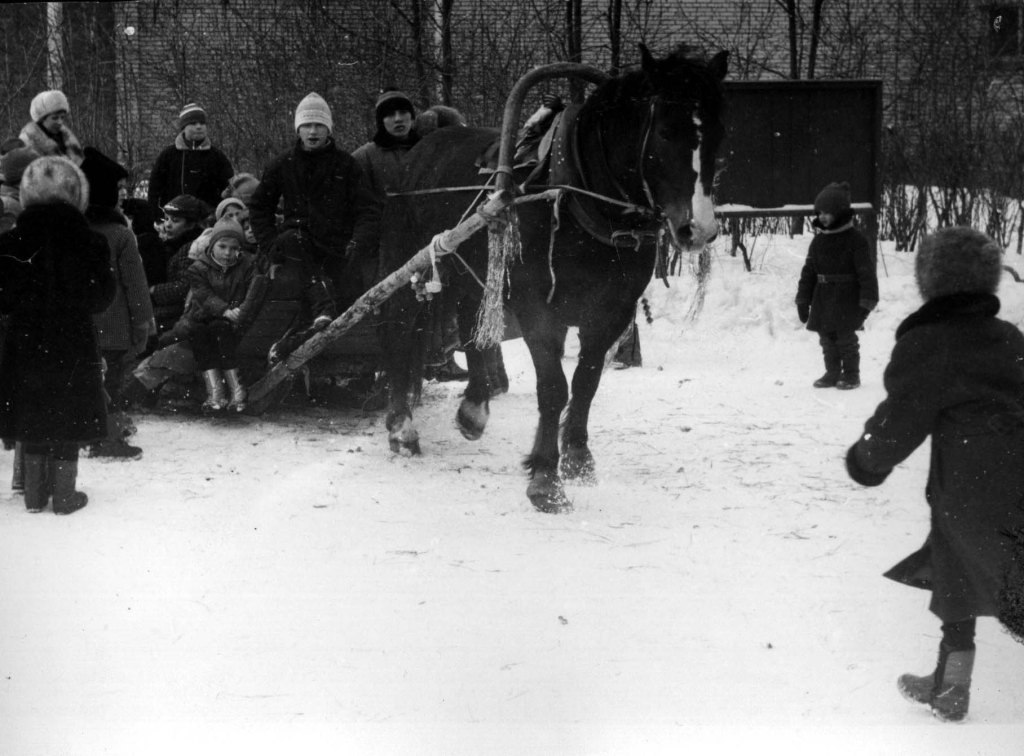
688,115,717,247
662,114,717,250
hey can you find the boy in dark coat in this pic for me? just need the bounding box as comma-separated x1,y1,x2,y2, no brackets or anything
249,92,376,327
846,227,1024,722
795,181,878,389
147,103,234,211
0,156,116,514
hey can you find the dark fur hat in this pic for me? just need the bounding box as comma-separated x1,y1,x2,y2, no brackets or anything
915,226,1003,300
81,146,129,208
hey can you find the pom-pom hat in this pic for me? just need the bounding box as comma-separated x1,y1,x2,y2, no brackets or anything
80,146,129,208
30,90,70,122
915,227,1003,301
206,217,246,249
162,194,210,222
814,181,852,217
375,88,415,119
19,155,89,212
178,103,207,130
294,92,333,133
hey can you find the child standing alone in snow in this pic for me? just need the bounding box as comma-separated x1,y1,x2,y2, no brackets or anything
846,227,1024,722
795,181,878,389
180,217,268,413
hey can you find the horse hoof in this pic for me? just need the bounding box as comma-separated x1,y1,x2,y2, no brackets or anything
387,415,421,456
456,399,489,441
527,471,572,513
560,448,596,483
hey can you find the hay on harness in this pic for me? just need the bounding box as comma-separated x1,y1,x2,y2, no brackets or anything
473,205,521,347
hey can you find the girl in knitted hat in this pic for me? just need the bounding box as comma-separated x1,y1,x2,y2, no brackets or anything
178,217,268,413
846,226,1024,721
18,90,84,165
795,181,878,389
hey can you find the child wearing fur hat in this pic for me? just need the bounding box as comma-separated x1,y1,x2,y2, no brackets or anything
795,181,878,389
147,103,234,212
18,90,84,166
0,156,116,514
845,226,1024,722
178,217,268,413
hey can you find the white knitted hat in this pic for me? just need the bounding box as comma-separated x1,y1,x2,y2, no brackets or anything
30,90,70,122
294,92,333,133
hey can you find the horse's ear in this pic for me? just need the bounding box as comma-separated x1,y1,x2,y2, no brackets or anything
639,43,658,76
708,50,729,81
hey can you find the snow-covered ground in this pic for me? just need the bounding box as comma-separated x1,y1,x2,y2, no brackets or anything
2,232,1023,755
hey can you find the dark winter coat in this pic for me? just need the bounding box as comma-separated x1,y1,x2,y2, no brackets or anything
0,203,115,444
796,222,878,333
88,206,154,354
147,134,234,211
846,293,1024,621
175,248,268,338
150,226,203,333
248,139,377,264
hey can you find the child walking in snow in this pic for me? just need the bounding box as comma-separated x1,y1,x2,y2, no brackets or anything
845,227,1024,722
795,181,878,389
179,217,268,413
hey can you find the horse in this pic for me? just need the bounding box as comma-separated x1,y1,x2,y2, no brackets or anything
379,43,729,512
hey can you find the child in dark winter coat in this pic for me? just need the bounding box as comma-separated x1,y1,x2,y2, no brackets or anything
795,181,878,389
178,217,268,413
845,227,1024,722
147,103,234,211
150,194,210,335
0,155,116,514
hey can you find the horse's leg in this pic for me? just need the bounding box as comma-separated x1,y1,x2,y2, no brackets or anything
561,318,632,482
519,314,571,513
455,296,494,440
485,344,509,396
383,297,421,455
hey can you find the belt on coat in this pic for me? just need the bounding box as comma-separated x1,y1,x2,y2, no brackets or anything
817,274,856,283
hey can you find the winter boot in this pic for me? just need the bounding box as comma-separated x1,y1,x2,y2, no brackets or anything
11,441,25,493
898,642,974,722
836,336,861,390
50,458,88,515
85,438,143,460
22,453,49,513
201,369,228,413
223,368,247,413
814,339,841,388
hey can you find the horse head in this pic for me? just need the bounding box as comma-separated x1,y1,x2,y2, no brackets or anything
637,44,728,250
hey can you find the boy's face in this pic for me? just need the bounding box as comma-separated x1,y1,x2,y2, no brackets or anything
182,122,207,142
161,213,193,240
298,123,330,151
383,109,413,140
40,110,67,132
817,211,835,227
211,237,242,267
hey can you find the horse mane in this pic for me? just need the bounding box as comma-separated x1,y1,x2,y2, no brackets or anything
583,44,725,115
